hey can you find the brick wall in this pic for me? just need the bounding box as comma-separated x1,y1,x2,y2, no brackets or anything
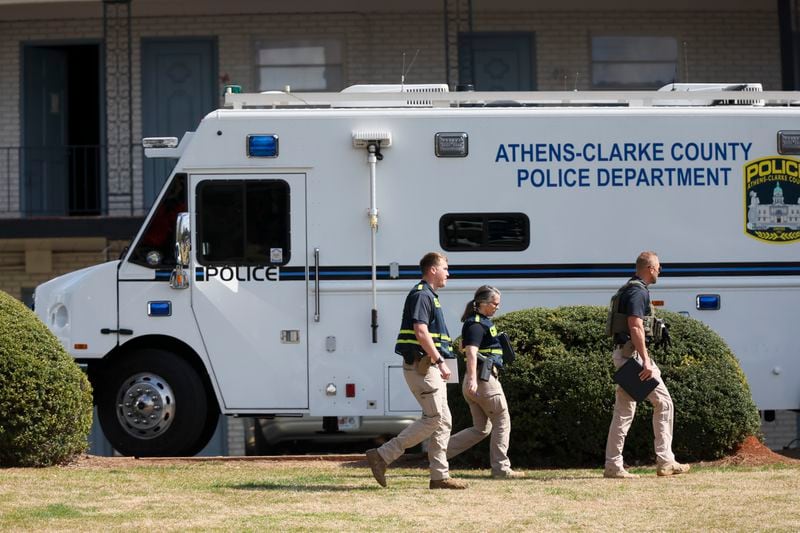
476,10,781,91
0,238,128,301
761,410,800,451
0,7,784,218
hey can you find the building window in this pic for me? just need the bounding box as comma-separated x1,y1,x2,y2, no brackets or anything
591,36,678,89
256,38,343,92
197,179,291,266
440,213,529,251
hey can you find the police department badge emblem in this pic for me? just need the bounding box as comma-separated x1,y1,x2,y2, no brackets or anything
744,157,800,243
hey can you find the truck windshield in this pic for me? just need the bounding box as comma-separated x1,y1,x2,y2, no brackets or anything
128,173,187,268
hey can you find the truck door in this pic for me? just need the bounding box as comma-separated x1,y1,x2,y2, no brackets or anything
191,174,308,410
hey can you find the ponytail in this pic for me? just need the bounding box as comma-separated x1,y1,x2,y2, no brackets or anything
460,299,477,322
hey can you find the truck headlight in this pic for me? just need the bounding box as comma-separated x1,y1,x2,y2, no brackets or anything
51,304,68,329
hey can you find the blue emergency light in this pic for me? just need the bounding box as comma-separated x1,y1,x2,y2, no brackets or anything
247,134,279,157
147,301,172,317
695,294,720,310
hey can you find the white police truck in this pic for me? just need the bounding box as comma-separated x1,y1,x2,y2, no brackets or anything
35,83,800,456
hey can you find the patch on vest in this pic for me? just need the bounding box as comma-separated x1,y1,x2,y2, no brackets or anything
744,157,800,243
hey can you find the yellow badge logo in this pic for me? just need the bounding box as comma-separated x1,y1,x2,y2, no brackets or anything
744,157,800,243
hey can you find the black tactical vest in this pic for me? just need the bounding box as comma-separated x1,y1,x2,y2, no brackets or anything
468,313,503,355
394,281,453,358
606,278,657,340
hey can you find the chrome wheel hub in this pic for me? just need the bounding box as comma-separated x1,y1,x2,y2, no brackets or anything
115,372,175,439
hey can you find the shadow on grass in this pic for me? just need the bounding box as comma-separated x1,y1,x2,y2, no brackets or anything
451,470,599,481
227,481,375,492
340,453,428,469
342,455,600,481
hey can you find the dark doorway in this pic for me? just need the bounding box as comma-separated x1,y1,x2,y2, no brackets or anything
23,44,102,216
458,33,536,91
142,39,216,209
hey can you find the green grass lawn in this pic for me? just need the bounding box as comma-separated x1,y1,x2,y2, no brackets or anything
1,458,798,532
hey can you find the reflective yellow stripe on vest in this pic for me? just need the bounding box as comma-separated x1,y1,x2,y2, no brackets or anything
396,329,451,347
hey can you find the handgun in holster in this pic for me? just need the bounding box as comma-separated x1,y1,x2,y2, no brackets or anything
476,353,493,382
401,349,423,365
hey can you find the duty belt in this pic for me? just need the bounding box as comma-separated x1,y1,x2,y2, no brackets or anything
401,351,426,365
614,339,651,349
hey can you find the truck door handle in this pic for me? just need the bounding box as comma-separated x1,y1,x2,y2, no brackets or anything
314,247,320,322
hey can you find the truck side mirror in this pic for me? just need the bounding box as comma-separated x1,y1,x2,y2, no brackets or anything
175,212,191,267
169,212,191,289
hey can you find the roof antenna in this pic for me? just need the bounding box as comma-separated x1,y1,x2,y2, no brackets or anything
682,41,690,83
401,49,420,90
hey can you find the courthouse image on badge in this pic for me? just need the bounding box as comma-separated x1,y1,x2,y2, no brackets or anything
744,156,800,243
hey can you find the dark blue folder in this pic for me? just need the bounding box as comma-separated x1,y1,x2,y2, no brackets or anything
613,357,659,402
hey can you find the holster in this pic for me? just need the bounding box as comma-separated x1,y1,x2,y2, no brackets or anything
415,356,432,376
477,353,493,382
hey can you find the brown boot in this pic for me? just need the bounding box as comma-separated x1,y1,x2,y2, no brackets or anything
603,469,639,479
657,462,690,477
365,449,387,487
429,478,468,489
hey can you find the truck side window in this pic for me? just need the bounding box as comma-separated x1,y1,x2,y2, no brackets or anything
440,212,529,251
129,173,187,268
197,179,291,266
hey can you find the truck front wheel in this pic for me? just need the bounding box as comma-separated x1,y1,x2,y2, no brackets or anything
96,348,218,457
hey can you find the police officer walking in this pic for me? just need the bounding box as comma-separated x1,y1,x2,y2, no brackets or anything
447,285,524,479
604,251,690,478
366,252,467,489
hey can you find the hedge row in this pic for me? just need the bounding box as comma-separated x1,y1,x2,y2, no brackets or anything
448,306,760,467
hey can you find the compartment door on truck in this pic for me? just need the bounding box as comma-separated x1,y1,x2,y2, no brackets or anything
191,174,308,410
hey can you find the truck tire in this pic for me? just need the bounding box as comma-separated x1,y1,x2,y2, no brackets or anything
96,348,218,457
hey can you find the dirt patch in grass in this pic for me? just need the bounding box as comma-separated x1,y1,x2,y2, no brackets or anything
63,436,798,469
63,454,359,468
61,452,427,469
705,435,800,467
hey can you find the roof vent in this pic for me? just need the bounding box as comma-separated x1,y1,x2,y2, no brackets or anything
657,83,764,106
339,84,449,107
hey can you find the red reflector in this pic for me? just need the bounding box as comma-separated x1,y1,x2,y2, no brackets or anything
652,300,664,307
345,383,356,397
74,343,88,350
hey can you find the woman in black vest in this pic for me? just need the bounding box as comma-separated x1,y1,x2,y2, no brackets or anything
446,285,524,478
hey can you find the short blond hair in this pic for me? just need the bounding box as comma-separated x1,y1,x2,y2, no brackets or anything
636,251,659,271
420,251,447,274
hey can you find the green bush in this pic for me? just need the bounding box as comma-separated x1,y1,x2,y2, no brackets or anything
0,290,93,466
448,306,760,468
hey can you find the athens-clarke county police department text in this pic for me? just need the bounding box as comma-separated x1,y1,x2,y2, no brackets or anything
497,141,753,189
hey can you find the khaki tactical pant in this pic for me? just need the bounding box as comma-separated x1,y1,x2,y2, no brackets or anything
447,372,512,475
605,346,676,472
376,359,452,481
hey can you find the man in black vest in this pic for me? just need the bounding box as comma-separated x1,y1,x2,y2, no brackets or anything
366,252,467,489
604,251,690,478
